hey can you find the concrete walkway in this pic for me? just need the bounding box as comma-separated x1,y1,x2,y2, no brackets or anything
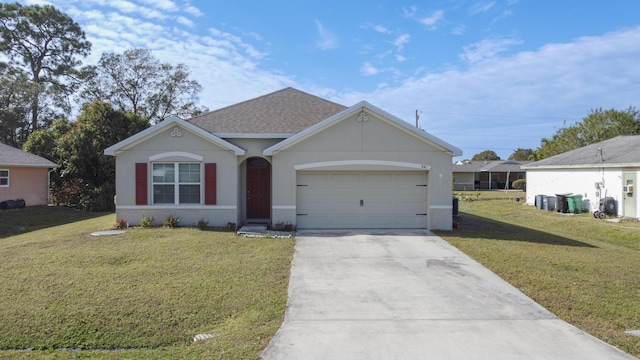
261,230,637,360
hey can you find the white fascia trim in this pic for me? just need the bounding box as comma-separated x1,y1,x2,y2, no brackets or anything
117,205,237,210
2,164,59,169
105,116,246,156
214,133,294,139
429,205,453,210
522,163,640,170
149,152,204,162
272,205,296,210
263,101,462,157
294,160,431,171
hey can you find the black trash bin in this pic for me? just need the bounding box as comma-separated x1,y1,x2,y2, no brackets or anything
452,196,459,216
0,199,26,210
556,194,570,213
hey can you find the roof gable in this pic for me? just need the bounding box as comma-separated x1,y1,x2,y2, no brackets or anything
186,87,347,135
264,101,462,156
0,142,58,168
104,116,246,156
524,135,640,168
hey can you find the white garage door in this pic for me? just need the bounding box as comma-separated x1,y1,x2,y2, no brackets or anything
296,171,428,229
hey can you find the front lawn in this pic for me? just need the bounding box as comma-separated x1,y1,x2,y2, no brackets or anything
0,207,294,359
437,196,640,358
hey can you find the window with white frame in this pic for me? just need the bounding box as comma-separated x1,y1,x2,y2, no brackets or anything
152,163,201,204
0,169,8,187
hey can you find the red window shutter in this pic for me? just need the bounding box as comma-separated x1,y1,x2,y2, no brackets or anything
204,163,217,205
135,163,148,205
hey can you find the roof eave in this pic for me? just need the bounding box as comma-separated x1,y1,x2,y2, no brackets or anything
523,162,640,170
264,101,463,157
105,116,246,156
214,133,294,139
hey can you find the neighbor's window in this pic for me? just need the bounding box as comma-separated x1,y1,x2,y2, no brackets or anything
152,163,201,204
0,169,8,187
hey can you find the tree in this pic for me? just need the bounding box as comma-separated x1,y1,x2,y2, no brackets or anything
531,107,640,160
0,64,39,146
471,150,500,161
0,2,91,145
508,148,533,161
24,101,149,211
79,48,205,124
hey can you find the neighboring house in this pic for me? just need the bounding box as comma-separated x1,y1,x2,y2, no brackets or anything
0,142,58,206
105,88,462,230
523,135,640,219
453,160,530,191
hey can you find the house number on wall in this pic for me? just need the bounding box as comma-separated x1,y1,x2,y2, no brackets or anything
170,127,182,137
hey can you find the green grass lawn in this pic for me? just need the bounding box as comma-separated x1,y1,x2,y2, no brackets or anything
2,201,639,358
437,195,640,358
0,207,294,359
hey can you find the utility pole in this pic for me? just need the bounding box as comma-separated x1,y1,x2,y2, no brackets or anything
415,110,419,128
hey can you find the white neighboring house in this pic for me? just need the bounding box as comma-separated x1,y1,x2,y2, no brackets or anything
105,88,462,230
522,135,640,219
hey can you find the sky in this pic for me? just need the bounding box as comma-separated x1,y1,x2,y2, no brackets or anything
22,0,640,160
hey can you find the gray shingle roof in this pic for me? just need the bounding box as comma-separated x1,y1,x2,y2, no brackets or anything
187,87,348,134
0,142,58,168
453,160,531,173
525,135,640,168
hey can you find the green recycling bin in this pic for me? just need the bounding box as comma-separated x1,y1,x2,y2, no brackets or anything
566,194,583,214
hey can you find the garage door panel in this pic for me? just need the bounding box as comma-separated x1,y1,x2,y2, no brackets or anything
297,171,428,229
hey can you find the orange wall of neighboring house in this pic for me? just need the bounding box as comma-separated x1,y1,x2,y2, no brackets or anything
0,166,51,206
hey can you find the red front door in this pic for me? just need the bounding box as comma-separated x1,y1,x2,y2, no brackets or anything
247,158,271,219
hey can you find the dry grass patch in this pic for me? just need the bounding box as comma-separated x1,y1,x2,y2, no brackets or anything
437,197,640,358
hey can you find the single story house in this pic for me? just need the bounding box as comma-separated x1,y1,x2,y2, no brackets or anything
105,88,462,230
453,160,530,191
523,135,639,219
0,142,58,206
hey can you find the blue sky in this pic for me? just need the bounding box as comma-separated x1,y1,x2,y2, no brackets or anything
24,0,640,160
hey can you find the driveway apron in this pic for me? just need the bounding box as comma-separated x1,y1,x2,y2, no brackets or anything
261,230,636,360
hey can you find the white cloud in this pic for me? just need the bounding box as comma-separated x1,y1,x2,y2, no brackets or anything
138,0,178,12
460,37,522,63
392,34,410,52
452,25,466,35
184,4,204,17
360,62,379,76
420,10,445,28
374,25,391,34
315,20,338,50
469,1,496,15
404,7,445,30
176,16,193,27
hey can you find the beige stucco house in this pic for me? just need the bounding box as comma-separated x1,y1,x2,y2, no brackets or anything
0,142,58,207
105,88,462,230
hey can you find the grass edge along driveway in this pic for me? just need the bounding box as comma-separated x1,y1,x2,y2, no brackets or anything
437,198,640,359
0,207,294,359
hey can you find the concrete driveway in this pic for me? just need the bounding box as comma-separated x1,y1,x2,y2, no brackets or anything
261,230,637,360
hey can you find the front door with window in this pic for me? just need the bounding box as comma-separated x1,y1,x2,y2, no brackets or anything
246,158,271,219
623,172,636,218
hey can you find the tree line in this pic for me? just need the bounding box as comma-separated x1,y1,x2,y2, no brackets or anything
0,2,206,211
471,107,640,162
